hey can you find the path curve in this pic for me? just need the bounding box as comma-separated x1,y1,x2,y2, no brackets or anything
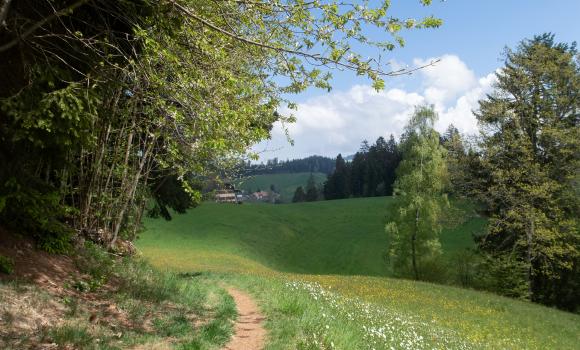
223,287,266,350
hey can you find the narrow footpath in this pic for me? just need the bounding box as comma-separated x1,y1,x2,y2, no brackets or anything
223,287,266,350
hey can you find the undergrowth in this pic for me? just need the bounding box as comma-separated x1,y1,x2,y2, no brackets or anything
0,254,14,274
0,243,236,349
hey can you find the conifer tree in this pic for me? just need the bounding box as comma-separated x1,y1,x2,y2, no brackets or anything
292,186,306,203
305,174,320,202
475,34,580,307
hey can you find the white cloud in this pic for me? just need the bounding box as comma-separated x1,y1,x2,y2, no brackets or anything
414,54,478,104
253,55,497,161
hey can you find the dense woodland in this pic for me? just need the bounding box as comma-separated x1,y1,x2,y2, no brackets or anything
244,156,335,176
323,136,401,199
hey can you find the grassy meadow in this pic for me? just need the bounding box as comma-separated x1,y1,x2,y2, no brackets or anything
139,197,484,276
137,197,580,349
236,172,327,202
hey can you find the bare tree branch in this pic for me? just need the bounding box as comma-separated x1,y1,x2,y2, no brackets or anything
0,0,89,52
0,0,13,28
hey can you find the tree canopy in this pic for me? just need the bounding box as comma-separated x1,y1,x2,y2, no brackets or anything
474,34,580,308
386,105,448,280
0,1,441,248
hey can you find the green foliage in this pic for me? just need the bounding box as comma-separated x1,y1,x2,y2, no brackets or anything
386,105,448,280
0,254,14,274
475,34,580,309
76,242,115,284
324,135,401,200
305,174,320,202
324,154,349,199
0,0,442,249
115,258,181,302
292,186,306,203
48,325,94,349
0,177,73,254
476,253,530,300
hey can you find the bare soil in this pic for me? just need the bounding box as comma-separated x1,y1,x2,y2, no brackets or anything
223,287,266,350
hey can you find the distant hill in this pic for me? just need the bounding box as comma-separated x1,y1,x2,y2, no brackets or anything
236,172,326,202
246,155,335,175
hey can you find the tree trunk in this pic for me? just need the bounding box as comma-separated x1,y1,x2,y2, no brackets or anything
109,136,153,249
412,207,419,280
526,216,534,301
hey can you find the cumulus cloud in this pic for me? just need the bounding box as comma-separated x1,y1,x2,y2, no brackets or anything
253,55,497,161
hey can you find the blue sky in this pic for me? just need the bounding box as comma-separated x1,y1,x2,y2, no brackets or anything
254,0,580,161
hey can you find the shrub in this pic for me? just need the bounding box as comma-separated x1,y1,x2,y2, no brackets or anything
116,258,180,302
0,254,14,274
447,249,481,288
0,177,73,254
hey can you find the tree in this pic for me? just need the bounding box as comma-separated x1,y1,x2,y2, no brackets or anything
292,186,306,203
384,134,401,195
441,125,469,196
0,0,442,249
475,34,580,308
385,105,448,280
349,151,367,197
305,174,320,202
323,154,349,199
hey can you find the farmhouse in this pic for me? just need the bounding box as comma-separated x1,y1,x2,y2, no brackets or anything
252,191,269,201
215,183,243,203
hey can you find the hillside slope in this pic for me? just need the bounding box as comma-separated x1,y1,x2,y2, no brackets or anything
236,172,326,202
137,199,580,349
139,197,484,276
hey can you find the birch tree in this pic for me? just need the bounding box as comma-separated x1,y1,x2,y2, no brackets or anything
386,105,448,280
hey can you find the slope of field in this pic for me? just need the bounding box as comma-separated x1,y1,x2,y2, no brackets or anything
139,197,484,276
138,198,579,349
236,172,326,202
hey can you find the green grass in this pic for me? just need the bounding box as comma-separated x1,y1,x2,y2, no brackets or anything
137,197,580,349
139,197,485,276
0,243,236,350
236,172,326,202
208,273,580,350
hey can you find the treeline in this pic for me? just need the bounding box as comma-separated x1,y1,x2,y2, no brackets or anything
385,34,579,312
323,136,400,200
292,174,322,203
244,156,335,175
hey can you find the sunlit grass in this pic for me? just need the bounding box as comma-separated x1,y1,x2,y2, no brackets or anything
137,198,579,349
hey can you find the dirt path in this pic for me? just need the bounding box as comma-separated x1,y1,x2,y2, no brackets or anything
223,287,266,350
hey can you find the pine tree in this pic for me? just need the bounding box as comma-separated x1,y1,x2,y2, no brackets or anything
386,105,448,280
441,124,469,196
292,186,306,203
305,174,319,202
384,134,400,195
323,154,349,199
475,34,580,308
